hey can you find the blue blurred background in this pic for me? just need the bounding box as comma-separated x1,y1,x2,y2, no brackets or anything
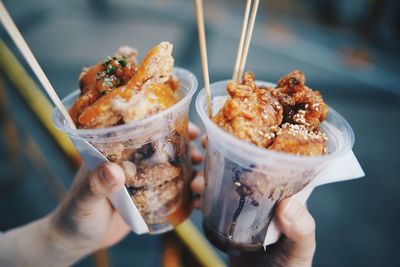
0,0,399,266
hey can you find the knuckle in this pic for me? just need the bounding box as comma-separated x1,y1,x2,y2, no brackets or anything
295,211,316,239
87,174,100,196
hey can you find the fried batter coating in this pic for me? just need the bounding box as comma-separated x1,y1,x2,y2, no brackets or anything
69,47,138,125
113,83,178,123
272,70,328,129
213,71,329,156
213,72,283,148
269,123,327,156
71,42,177,129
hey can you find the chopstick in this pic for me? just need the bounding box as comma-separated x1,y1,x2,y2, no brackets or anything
233,0,260,83
194,0,212,118
0,0,77,129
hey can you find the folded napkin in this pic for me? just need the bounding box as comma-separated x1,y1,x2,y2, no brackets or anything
71,137,149,234
263,150,365,248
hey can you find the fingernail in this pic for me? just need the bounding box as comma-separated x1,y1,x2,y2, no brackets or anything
190,122,200,132
100,164,117,186
193,150,203,159
282,199,302,223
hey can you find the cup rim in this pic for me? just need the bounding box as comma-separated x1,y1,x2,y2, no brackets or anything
196,79,355,163
52,67,198,137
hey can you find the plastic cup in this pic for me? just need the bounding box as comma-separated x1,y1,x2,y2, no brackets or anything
196,80,354,255
53,68,198,234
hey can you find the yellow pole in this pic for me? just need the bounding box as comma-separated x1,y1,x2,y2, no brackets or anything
0,40,226,267
175,220,226,267
0,40,80,164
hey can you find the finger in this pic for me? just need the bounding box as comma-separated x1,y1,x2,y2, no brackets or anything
275,198,316,264
78,162,126,210
191,170,205,194
99,213,131,248
201,135,207,149
190,143,203,164
189,122,200,140
192,197,202,209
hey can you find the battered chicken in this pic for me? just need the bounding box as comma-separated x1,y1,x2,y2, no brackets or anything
213,72,283,148
272,70,328,130
70,42,179,129
214,71,328,156
269,123,327,156
69,46,138,125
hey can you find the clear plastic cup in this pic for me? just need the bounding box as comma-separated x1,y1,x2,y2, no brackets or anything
196,80,354,255
53,68,198,234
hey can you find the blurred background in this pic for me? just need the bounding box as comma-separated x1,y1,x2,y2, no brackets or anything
0,0,399,266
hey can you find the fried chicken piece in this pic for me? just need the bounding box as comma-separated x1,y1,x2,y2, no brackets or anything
213,70,329,156
269,123,327,156
113,83,178,124
125,162,181,188
213,72,283,148
271,70,328,129
75,42,175,128
69,47,138,125
166,75,180,92
124,162,183,224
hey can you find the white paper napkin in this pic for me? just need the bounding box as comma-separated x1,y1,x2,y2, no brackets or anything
70,137,149,234
263,150,365,248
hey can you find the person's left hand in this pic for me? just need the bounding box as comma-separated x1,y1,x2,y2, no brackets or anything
49,123,203,258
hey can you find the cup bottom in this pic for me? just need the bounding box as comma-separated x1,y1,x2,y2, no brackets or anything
148,223,174,235
145,184,193,234
202,221,263,256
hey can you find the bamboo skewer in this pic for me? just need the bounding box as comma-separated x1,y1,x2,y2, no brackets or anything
194,0,212,118
0,0,76,129
232,0,252,83
237,0,260,81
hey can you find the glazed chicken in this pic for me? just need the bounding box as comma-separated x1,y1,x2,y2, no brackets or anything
69,46,138,125
213,72,283,148
272,70,327,130
70,42,179,129
213,70,328,156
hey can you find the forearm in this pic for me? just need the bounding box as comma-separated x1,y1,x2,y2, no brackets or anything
0,215,87,267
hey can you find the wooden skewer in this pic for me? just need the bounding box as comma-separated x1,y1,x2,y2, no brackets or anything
194,0,212,118
232,0,252,83
237,0,260,82
0,0,76,129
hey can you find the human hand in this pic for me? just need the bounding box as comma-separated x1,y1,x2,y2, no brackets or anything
0,161,129,267
262,198,315,267
50,162,129,254
47,122,203,262
190,136,315,267
0,123,203,267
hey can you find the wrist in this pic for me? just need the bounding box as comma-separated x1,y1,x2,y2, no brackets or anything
0,215,87,267
45,212,96,264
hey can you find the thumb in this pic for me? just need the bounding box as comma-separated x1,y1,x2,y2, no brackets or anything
75,162,126,211
275,197,316,266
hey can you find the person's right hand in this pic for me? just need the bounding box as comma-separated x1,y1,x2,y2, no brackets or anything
262,198,315,267
191,137,316,267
